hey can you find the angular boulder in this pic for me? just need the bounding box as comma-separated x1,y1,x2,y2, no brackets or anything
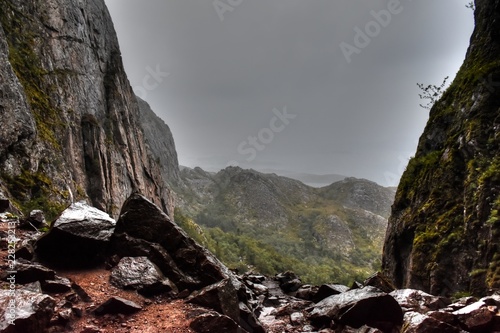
238,301,265,333
93,296,142,316
110,256,176,296
187,278,240,323
1,259,56,284
190,312,248,333
187,278,265,333
363,272,396,293
112,193,230,289
426,311,457,326
390,289,450,313
275,271,302,293
0,289,55,333
403,312,462,333
35,202,115,266
26,210,47,228
307,286,403,331
455,306,495,332
41,276,72,294
313,284,350,303
110,233,199,290
295,284,318,300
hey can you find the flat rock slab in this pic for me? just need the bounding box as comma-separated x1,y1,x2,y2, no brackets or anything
93,296,142,316
390,289,450,313
41,276,72,294
190,312,248,333
0,289,55,333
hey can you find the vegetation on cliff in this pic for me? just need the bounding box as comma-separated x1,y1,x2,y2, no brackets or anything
383,0,500,296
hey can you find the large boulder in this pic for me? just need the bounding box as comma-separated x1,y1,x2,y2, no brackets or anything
110,232,199,290
0,289,55,333
110,256,176,296
35,202,115,266
187,278,240,323
390,289,450,313
307,286,403,331
112,193,230,289
403,312,462,333
187,278,265,333
454,305,496,332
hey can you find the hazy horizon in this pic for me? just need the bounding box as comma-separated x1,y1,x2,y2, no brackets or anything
104,0,474,186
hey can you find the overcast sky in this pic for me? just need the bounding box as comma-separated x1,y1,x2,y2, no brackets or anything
103,0,474,186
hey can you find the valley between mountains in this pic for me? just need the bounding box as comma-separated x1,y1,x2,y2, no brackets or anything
136,94,396,285
173,166,395,285
2,0,500,332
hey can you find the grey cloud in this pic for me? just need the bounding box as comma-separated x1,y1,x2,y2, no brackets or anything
104,0,474,185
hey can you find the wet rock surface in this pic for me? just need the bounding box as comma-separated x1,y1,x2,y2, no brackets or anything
0,289,56,333
189,311,246,333
93,296,142,316
112,193,230,289
110,256,176,296
0,0,174,218
390,289,451,313
35,202,116,266
307,286,403,331
3,200,500,333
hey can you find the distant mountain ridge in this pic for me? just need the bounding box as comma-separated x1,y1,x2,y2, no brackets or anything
259,168,347,187
174,166,395,284
133,95,396,284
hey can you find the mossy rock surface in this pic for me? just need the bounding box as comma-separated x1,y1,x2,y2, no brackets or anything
383,0,500,296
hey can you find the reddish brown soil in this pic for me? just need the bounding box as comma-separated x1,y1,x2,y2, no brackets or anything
0,221,197,333
62,267,196,333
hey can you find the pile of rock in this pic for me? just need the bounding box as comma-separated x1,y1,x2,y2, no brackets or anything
2,193,500,333
239,272,500,333
1,193,265,333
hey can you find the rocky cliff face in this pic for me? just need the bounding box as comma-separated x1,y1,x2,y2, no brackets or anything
136,96,182,188
0,0,172,218
383,0,500,296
